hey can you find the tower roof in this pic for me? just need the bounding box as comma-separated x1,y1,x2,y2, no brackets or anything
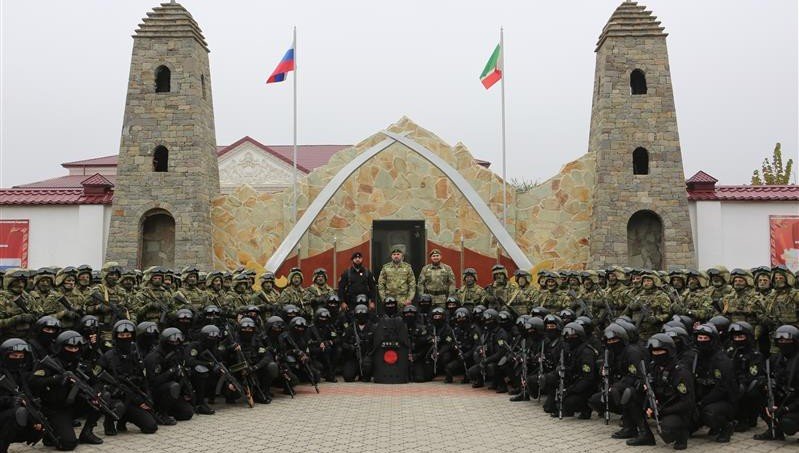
596,1,667,51
134,2,209,52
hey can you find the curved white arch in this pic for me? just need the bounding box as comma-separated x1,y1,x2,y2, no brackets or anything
265,131,533,271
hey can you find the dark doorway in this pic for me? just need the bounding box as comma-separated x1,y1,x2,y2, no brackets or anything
140,209,175,269
371,220,426,278
627,210,663,269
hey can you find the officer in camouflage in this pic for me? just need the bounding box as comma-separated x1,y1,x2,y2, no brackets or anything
378,246,416,307
417,249,456,307
456,268,485,310
483,265,519,311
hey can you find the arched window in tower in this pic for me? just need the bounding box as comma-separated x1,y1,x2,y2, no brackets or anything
153,146,169,172
627,210,663,269
630,69,647,95
201,74,206,100
155,65,171,93
633,147,649,175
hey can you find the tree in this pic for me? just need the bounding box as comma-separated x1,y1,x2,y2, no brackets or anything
751,142,794,185
509,178,539,193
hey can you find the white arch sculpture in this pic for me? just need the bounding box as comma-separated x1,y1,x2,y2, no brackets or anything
265,131,534,272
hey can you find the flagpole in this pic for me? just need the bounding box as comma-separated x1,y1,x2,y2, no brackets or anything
500,27,507,228
292,25,298,224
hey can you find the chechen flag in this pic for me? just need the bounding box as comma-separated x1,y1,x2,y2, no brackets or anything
480,43,502,89
266,43,295,84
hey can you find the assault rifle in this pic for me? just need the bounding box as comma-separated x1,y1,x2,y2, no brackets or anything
478,332,488,385
640,360,662,434
223,321,264,406
352,323,364,378
201,350,249,408
276,353,296,398
39,356,119,420
536,341,545,402
568,290,592,318
430,325,440,375
765,359,776,439
449,327,469,377
55,295,84,318
519,337,529,398
601,349,610,425
89,290,128,326
556,348,565,419
286,335,320,393
162,350,197,410
0,373,59,448
95,369,154,411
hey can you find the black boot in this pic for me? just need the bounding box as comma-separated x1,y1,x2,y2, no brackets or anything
715,422,733,443
103,418,117,436
79,425,103,445
753,426,785,441
626,430,656,446
155,412,176,426
673,434,688,450
196,402,215,415
444,375,453,383
611,428,637,439
509,392,529,402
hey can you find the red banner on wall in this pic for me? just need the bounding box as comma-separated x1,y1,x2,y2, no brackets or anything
0,220,29,269
770,215,799,272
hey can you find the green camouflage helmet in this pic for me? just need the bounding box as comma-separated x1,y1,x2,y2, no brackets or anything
288,267,304,284
729,268,754,287
101,261,123,281
3,268,27,290
707,265,731,284
771,265,796,287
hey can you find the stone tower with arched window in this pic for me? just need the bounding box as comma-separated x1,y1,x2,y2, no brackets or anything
587,1,695,269
107,2,219,269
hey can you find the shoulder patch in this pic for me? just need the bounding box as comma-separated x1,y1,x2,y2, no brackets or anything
473,334,479,340
446,336,452,342
713,368,722,379
677,381,687,394
34,369,46,377
190,349,198,357
582,364,591,373
258,347,266,353
749,365,758,376
497,339,504,346
628,364,637,374
330,332,337,338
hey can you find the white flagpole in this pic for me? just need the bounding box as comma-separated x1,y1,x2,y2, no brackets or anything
500,27,507,228
292,26,298,224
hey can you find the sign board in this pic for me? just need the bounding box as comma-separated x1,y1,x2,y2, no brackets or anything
0,220,29,269
770,215,799,272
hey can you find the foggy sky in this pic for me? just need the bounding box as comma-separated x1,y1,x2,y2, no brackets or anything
1,0,797,189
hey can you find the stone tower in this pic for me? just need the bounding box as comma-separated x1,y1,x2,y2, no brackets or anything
106,2,219,270
588,1,695,269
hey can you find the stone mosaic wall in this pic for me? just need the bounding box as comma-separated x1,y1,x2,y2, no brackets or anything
211,117,595,273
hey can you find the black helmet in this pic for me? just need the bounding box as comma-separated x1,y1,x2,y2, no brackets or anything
472,305,486,321
543,314,564,330
482,308,498,327
402,304,418,317
55,330,86,362
575,316,593,332
354,304,369,316
647,333,677,358
160,327,185,349
383,297,397,306
136,321,159,338
35,316,61,341
527,317,545,336
558,309,576,323
445,296,460,308
326,294,341,304
530,306,549,318
454,307,470,323
0,338,31,370
708,316,731,335
283,304,300,319
562,322,586,342
238,317,257,331
175,308,194,323
418,294,433,305
775,325,799,356
603,323,629,345
615,319,639,344
200,325,222,343
663,325,690,351
80,315,99,331
693,323,719,352
289,316,308,331
267,316,286,335
515,314,532,329
615,315,634,325
315,308,331,323
671,314,694,331
497,310,513,326
203,305,222,318
431,307,446,323
112,320,136,337
355,294,368,304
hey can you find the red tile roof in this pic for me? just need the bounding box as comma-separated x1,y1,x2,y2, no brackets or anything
14,175,118,189
688,185,799,201
0,188,114,205
61,155,119,168
80,173,113,187
685,170,718,184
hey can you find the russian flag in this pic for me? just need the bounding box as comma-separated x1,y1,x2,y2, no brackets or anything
266,44,295,84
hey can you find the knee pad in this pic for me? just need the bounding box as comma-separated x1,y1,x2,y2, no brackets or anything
620,387,633,406
167,382,181,399
193,364,210,376
779,414,799,436
14,407,29,428
141,422,158,434
266,362,279,379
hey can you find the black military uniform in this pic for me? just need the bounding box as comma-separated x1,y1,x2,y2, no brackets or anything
555,322,598,418
404,305,433,382
754,324,799,441
467,309,509,392
224,318,275,404
340,304,375,382
338,252,377,307
443,307,478,384
0,339,45,452
728,322,766,432
309,308,339,382
692,324,738,442
280,317,321,386
142,328,194,423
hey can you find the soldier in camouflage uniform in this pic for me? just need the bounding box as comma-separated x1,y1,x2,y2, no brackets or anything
768,266,798,327
75,264,94,297
162,269,176,294
279,267,308,314
39,267,84,330
722,268,768,327
303,268,336,313
535,271,568,312
224,273,252,313
483,264,519,311
456,268,485,310
0,269,39,341
676,270,714,326
623,269,644,300
175,266,209,312
134,266,172,325
577,271,606,322
603,266,629,315
28,268,56,305
251,272,280,317
622,271,671,340
119,268,138,299
707,265,734,316
205,271,227,312
234,267,257,297
515,270,539,311
84,262,131,342
378,246,416,306
221,271,234,294
417,249,456,307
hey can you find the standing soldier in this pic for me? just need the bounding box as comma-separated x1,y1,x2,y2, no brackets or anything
74,265,94,297
768,266,798,327
456,268,485,310
252,272,281,317
29,269,56,305
302,268,336,314
603,266,630,316
84,262,130,344
679,270,714,326
483,265,519,311
622,271,671,340
0,269,38,342
41,267,84,330
417,249,456,308
205,271,227,313
378,246,416,307
514,270,538,312
722,269,769,334
536,271,567,312
707,266,735,316
578,271,606,325
176,266,208,312
338,252,376,310
134,267,172,325
278,268,307,314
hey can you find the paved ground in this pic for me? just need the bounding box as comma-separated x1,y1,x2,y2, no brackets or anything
11,380,797,452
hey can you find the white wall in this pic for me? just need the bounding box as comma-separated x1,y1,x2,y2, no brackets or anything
0,205,111,269
691,200,799,270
